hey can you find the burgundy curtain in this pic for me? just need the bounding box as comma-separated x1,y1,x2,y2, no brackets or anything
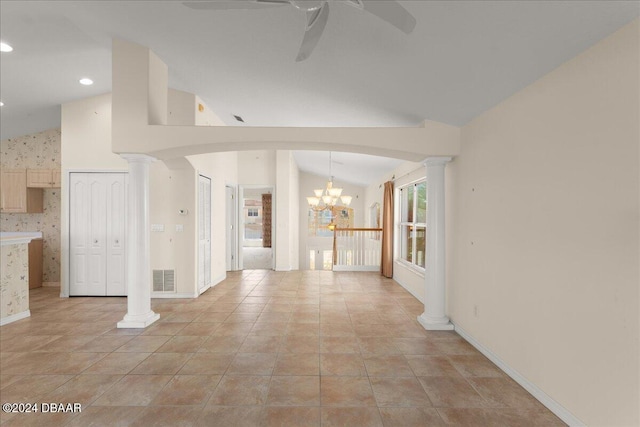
262,193,272,248
380,181,394,278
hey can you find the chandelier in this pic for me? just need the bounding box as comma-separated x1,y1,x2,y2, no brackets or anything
307,152,352,211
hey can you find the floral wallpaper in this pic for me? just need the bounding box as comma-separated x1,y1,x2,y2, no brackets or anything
1,128,61,282
0,243,29,319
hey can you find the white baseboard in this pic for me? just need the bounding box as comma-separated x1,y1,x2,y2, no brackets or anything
0,310,31,326
151,292,198,299
333,266,379,272
452,322,585,427
210,273,226,289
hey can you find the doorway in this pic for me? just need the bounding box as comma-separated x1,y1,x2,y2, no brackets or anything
69,172,127,296
225,185,238,271
197,175,211,293
239,186,274,270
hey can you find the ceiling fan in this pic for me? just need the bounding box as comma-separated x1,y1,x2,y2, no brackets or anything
183,0,416,61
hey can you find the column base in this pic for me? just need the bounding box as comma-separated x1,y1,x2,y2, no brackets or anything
417,313,454,331
117,311,160,329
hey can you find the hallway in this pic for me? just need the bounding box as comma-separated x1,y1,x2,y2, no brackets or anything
0,271,563,426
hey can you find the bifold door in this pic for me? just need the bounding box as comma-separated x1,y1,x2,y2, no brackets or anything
198,175,212,292
69,172,126,296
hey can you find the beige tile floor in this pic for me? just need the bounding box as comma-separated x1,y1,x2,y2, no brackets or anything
0,271,565,426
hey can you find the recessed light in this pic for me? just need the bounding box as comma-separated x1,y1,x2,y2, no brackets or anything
79,78,94,86
0,42,13,53
0,101,4,107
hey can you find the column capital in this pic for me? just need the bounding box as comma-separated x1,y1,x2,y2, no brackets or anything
424,157,452,167
120,153,156,164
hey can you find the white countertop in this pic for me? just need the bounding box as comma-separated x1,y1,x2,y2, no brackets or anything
0,232,43,246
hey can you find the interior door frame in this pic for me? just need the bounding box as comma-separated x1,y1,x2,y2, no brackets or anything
238,185,275,270
64,169,128,298
198,174,212,294
225,184,238,271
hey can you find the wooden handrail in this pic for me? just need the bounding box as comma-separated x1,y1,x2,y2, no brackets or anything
334,228,382,232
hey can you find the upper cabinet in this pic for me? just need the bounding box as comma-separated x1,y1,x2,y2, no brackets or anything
0,169,44,213
27,169,60,188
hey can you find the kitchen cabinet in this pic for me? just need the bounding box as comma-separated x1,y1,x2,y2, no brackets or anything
0,169,43,213
27,169,61,188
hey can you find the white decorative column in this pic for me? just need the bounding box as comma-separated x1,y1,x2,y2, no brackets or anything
117,154,160,328
418,157,454,331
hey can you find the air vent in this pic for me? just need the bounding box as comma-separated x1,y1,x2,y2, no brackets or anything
153,269,176,293
233,115,244,123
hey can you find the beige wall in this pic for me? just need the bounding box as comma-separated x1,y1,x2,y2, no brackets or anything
62,93,126,170
1,128,62,282
448,20,639,426
148,164,197,295
238,150,277,186
275,150,300,271
61,90,221,297
187,151,238,284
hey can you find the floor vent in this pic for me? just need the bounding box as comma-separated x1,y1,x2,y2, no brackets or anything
153,269,176,292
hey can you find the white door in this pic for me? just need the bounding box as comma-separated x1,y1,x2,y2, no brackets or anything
70,172,126,296
225,185,237,271
198,175,212,292
105,177,126,295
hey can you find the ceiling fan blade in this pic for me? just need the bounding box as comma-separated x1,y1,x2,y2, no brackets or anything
183,0,287,10
295,1,329,62
361,0,416,34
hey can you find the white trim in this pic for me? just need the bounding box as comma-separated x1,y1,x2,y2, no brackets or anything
210,273,226,289
120,153,156,164
453,322,585,427
332,265,379,272
424,156,452,167
418,313,454,330
395,258,426,277
62,168,129,298
239,184,275,271
0,310,31,326
0,236,37,246
117,311,159,328
0,232,42,246
392,261,424,302
152,292,198,299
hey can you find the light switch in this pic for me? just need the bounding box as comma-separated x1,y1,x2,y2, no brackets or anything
175,224,184,232
151,224,164,232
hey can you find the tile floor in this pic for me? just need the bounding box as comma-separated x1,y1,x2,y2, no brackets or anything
0,271,565,426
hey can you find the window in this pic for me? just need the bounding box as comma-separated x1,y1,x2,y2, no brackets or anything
244,199,262,240
399,180,426,269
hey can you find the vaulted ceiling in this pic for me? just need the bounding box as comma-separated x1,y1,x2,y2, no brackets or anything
1,1,637,182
